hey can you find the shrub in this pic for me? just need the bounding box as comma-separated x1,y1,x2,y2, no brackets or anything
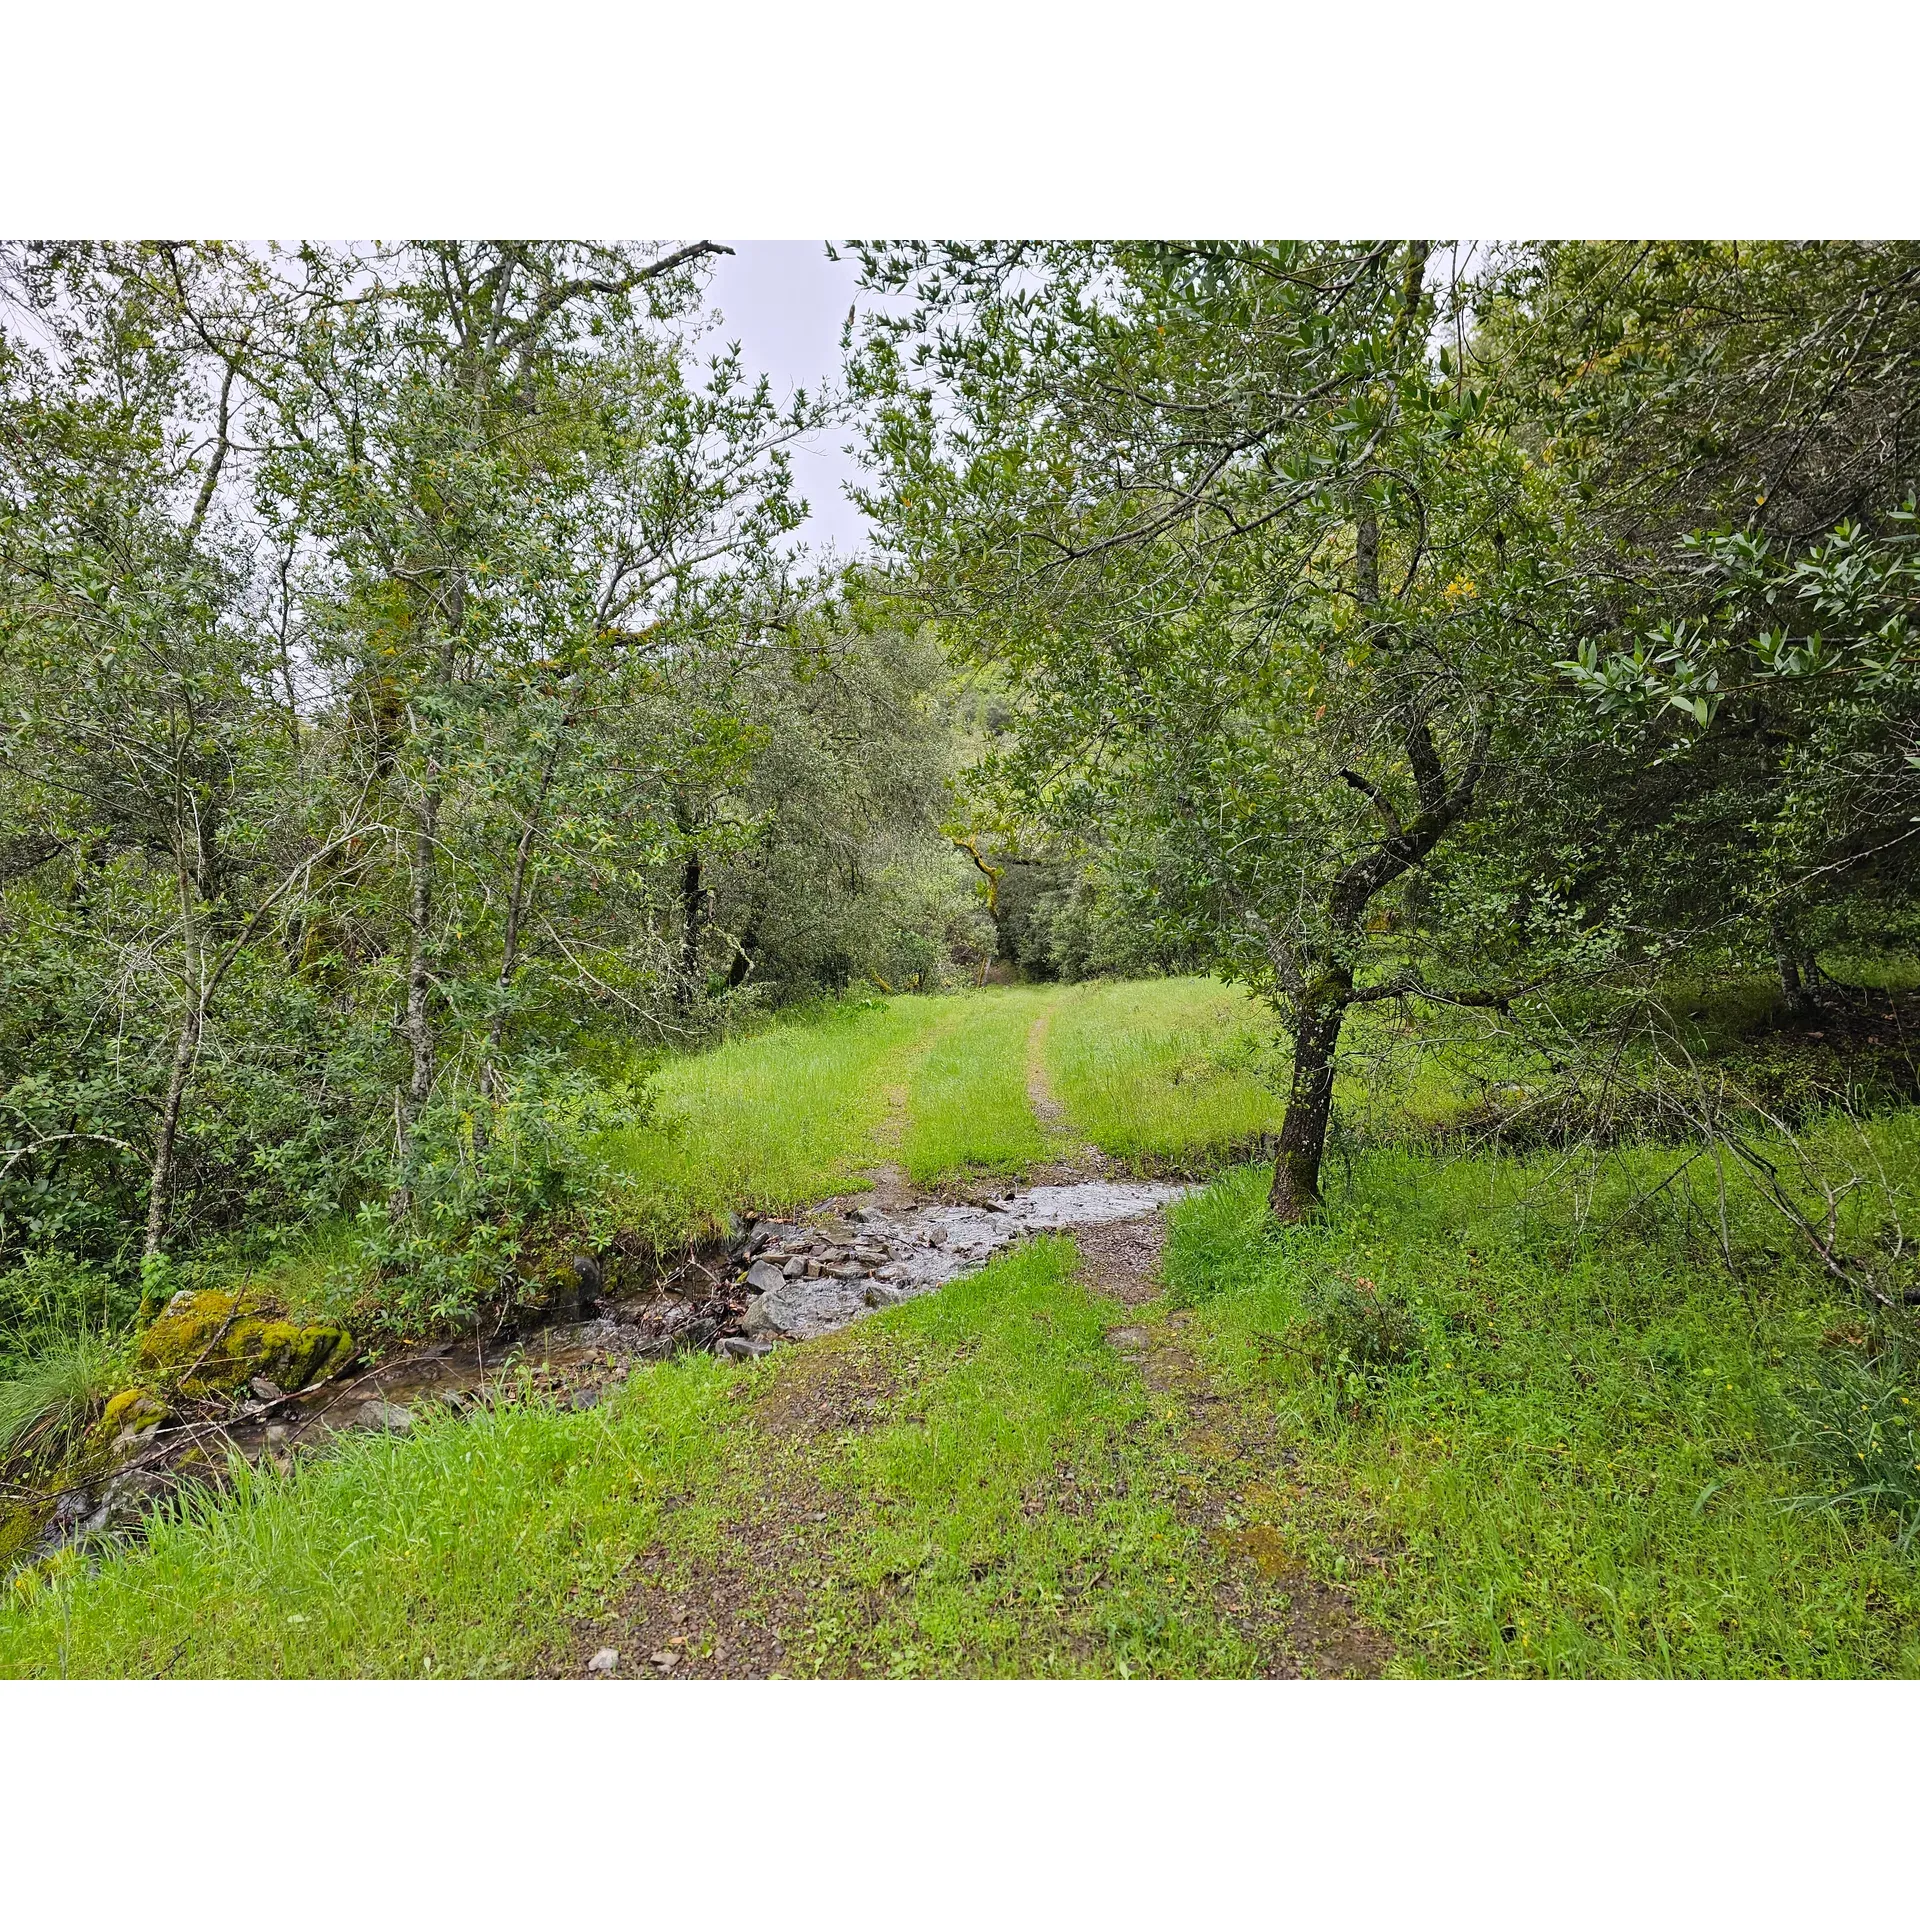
1299,1270,1423,1417
360,1057,646,1335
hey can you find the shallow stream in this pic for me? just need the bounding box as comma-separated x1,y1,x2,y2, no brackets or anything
734,1177,1193,1340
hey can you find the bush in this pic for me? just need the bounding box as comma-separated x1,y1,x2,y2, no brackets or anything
1299,1270,1423,1418
359,1057,646,1335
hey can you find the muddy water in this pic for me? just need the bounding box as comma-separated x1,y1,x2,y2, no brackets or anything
738,1178,1193,1340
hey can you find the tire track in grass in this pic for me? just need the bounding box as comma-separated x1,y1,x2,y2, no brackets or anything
561,990,1380,1680
900,988,1050,1185
1023,997,1115,1179
1026,1005,1069,1133
1073,1215,1394,1679
858,997,963,1206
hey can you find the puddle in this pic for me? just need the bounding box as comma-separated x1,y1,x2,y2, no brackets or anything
737,1178,1193,1340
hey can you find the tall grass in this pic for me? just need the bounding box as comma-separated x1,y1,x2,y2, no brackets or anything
1045,978,1284,1164
0,1351,742,1677
0,1325,126,1467
900,987,1052,1182
593,995,953,1241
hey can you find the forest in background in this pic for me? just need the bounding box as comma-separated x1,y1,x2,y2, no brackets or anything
0,242,1014,1349
5,241,1920,1578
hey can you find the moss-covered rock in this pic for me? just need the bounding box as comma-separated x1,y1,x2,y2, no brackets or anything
96,1388,167,1448
134,1288,353,1396
0,1497,46,1570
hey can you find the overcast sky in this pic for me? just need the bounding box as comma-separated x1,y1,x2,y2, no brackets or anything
703,241,872,557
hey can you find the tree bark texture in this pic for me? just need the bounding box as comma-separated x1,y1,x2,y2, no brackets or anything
1774,931,1817,1018
144,968,203,1260
482,730,566,1098
1267,987,1349,1221
402,786,441,1130
675,847,704,1013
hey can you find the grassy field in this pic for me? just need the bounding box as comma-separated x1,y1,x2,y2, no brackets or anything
1165,1148,1920,1676
6,977,1918,1677
1042,977,1283,1165
900,986,1051,1182
593,993,956,1241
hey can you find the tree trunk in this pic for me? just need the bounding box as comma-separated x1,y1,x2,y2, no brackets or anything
391,781,442,1220
481,694,577,1102
482,767,556,1097
144,978,203,1261
481,855,528,1103
1776,942,1816,1018
675,847,704,1013
1268,986,1349,1221
144,820,368,1258
1267,497,1377,1222
145,825,210,1261
726,924,759,990
1265,247,1437,1226
401,786,440,1126
394,587,461,1204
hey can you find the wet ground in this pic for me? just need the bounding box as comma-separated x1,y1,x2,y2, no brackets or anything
37,1171,1198,1558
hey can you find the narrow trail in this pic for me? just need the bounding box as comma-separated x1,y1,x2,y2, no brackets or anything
855,1077,915,1210
577,1206,1392,1679
1025,1007,1069,1134
1075,1220,1393,1679
1025,1000,1114,1179
848,993,960,1204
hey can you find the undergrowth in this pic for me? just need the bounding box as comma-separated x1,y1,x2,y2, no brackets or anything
1166,1143,1920,1676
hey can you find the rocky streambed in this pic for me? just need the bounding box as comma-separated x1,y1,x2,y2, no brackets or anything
15,1174,1192,1563
724,1176,1193,1346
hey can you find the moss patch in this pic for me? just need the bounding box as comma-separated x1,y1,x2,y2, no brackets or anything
96,1388,166,1444
134,1289,352,1397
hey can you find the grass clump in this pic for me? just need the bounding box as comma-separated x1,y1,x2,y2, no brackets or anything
0,1324,126,1472
1161,1169,1278,1301
1778,1323,1920,1548
1296,1271,1423,1417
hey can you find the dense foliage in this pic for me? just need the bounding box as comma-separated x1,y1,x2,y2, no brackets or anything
0,243,988,1338
848,240,1920,1216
